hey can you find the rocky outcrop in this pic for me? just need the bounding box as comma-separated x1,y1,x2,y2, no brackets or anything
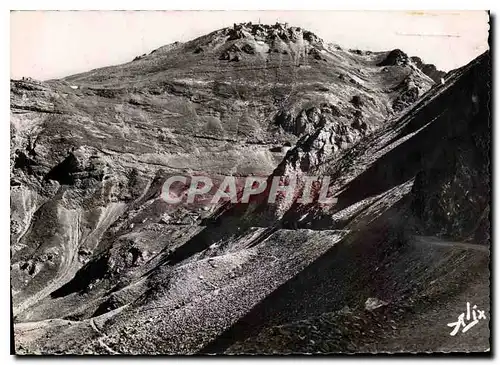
225,22,323,44
391,75,428,112
274,104,344,137
411,56,447,83
377,49,409,67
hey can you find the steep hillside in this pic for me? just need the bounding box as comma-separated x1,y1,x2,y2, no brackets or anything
10,23,489,355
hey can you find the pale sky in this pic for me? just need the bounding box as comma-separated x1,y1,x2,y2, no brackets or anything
10,10,490,80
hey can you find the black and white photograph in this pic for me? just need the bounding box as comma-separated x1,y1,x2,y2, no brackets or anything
9,9,491,355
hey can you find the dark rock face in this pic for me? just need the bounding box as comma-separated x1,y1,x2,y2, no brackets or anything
409,55,490,241
377,49,409,66
10,22,490,355
392,81,421,112
274,104,343,137
411,56,447,83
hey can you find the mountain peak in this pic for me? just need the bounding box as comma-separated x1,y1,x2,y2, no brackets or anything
221,21,323,44
179,22,325,64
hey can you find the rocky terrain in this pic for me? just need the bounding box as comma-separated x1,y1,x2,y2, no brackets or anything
10,22,490,354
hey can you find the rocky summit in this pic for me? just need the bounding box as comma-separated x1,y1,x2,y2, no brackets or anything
10,23,490,354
